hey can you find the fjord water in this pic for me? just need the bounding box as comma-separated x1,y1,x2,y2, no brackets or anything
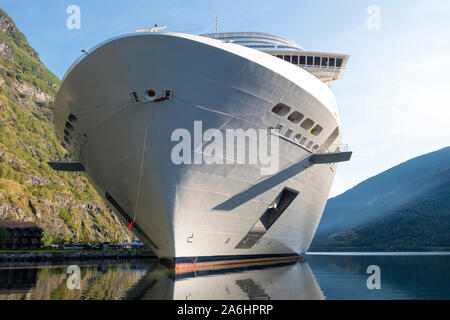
0,254,448,300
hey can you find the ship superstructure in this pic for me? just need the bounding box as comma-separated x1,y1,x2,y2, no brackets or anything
202,32,349,83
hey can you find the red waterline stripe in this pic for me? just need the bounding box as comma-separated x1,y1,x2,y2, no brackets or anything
128,220,135,231
174,256,303,274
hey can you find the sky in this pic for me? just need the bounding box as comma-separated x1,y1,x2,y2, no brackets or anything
1,0,449,197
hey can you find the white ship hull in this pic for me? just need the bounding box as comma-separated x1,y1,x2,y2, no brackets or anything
54,32,343,264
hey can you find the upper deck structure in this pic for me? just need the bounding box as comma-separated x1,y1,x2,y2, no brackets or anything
202,32,349,83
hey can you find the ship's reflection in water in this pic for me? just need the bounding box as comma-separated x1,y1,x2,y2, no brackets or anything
0,254,449,300
126,261,323,300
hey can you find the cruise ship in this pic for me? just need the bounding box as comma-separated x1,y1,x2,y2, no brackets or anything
52,30,351,269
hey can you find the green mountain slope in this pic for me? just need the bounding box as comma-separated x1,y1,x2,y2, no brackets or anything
0,8,131,245
310,148,450,251
315,147,450,238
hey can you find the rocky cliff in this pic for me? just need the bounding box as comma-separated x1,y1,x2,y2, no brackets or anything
0,8,132,245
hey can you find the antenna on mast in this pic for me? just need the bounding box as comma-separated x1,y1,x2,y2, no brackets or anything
136,24,167,33
215,17,219,35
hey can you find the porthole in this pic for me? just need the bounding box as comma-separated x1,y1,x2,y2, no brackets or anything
311,125,323,136
312,144,319,152
65,122,74,132
146,89,156,98
300,118,315,130
68,114,78,125
293,134,302,142
143,88,159,102
271,103,291,117
287,111,304,124
307,141,314,149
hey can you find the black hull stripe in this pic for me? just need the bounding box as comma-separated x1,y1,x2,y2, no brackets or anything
105,192,159,249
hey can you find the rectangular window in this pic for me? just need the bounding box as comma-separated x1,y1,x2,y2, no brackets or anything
336,58,343,68
276,55,283,59
329,57,335,67
129,92,139,103
300,137,307,145
275,124,284,132
292,55,298,64
314,56,321,66
299,56,306,65
322,57,328,67
284,55,291,62
301,118,315,130
285,129,293,138
307,56,313,66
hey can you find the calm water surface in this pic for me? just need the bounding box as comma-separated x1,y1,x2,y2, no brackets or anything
0,253,449,300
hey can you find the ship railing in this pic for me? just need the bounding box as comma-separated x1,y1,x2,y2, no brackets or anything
268,127,313,154
327,144,349,153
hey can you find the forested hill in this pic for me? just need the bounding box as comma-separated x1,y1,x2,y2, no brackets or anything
0,8,131,245
310,147,450,251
